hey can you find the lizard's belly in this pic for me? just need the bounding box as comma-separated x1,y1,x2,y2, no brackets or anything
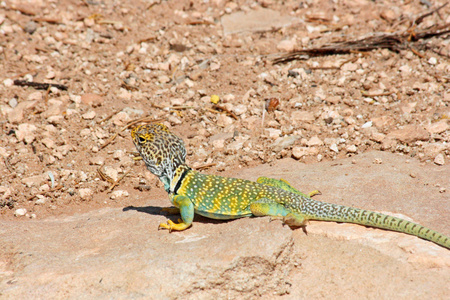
195,209,252,220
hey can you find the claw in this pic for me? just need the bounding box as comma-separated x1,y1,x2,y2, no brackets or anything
158,222,172,232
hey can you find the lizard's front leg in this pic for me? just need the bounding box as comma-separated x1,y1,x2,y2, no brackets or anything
159,195,194,232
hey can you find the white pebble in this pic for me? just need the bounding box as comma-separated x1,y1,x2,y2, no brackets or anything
14,208,27,217
330,144,339,153
8,98,18,108
3,78,14,87
428,57,437,65
346,145,357,153
361,121,373,128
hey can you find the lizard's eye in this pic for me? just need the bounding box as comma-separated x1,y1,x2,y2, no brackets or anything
137,135,146,144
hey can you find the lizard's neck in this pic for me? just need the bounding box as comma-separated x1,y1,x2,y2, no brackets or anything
166,164,191,194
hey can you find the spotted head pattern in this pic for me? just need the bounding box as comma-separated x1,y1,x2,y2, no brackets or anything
131,124,187,191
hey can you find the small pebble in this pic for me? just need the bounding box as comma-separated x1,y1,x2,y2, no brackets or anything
212,139,225,149
277,39,296,52
307,136,324,147
330,144,339,153
292,147,307,159
79,188,94,200
361,121,372,129
14,208,27,217
82,111,96,120
111,111,131,126
222,94,235,102
35,196,46,205
8,98,18,108
233,104,247,116
346,145,357,153
210,94,220,104
81,93,104,107
428,57,437,65
170,98,185,106
110,190,129,199
434,154,445,166
3,78,14,87
373,158,383,164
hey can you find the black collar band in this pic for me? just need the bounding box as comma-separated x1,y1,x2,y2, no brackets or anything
172,167,191,194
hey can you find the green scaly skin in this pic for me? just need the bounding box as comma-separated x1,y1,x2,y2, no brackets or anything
131,124,450,249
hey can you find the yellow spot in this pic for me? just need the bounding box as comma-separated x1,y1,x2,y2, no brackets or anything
210,94,220,104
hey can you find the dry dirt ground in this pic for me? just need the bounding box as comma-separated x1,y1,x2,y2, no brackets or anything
0,0,449,298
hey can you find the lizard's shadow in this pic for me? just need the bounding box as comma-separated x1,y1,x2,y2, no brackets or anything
122,205,234,224
123,205,161,215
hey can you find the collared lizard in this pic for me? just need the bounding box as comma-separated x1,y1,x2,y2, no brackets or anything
131,123,450,249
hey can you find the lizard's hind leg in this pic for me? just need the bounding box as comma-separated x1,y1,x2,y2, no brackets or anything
256,177,320,198
250,197,309,227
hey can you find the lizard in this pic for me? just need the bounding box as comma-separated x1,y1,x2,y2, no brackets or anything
131,123,450,250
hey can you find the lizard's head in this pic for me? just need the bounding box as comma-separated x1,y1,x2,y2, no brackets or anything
131,124,186,191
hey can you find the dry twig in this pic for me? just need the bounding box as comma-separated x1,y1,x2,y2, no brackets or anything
97,165,131,192
13,80,68,91
27,185,63,201
193,163,217,171
273,3,450,65
212,104,239,120
107,170,131,192
3,157,13,173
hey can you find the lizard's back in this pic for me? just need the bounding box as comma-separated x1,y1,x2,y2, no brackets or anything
176,169,294,219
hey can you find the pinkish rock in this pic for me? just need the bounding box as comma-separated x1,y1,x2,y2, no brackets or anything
306,136,324,147
371,116,393,129
434,154,445,166
387,125,429,144
21,174,46,188
277,39,296,52
81,93,104,107
426,121,449,134
79,188,93,200
7,101,37,123
15,123,37,144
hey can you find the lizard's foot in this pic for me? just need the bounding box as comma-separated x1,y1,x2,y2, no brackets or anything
307,190,321,197
268,214,308,228
158,219,192,232
161,207,180,215
282,213,309,227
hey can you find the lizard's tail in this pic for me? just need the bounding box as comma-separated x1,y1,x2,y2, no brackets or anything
303,200,450,250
